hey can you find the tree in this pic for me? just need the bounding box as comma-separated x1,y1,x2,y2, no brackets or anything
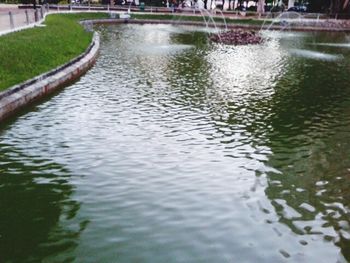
328,0,350,13
308,0,329,12
203,0,208,9
308,0,350,13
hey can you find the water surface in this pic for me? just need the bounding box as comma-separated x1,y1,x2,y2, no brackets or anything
1,24,350,262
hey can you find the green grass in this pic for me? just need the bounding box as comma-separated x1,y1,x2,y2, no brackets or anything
0,13,108,91
131,13,264,26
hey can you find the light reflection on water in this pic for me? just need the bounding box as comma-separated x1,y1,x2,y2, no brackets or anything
0,24,350,262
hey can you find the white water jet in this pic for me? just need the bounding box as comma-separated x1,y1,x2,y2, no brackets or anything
261,11,303,32
199,8,221,34
214,9,228,31
134,44,194,55
289,49,343,61
198,8,209,30
311,43,350,48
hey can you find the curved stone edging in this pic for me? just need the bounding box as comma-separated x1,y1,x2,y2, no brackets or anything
0,31,100,122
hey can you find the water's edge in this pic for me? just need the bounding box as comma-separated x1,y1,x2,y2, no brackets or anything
0,32,100,122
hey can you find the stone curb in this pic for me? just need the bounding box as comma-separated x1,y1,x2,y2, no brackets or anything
0,32,100,122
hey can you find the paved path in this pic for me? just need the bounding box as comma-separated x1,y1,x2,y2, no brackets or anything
0,4,36,33
0,3,18,11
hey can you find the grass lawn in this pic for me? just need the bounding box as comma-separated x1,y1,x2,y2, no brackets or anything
0,13,108,91
131,13,265,26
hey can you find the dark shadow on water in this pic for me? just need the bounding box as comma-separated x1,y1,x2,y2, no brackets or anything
0,144,85,263
262,59,350,261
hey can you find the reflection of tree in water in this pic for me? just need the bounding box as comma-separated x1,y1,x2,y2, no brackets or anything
164,34,350,260
164,33,212,108
261,59,350,261
0,144,86,262
201,54,350,260
128,29,212,111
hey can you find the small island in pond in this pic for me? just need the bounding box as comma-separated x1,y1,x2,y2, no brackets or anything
210,29,263,45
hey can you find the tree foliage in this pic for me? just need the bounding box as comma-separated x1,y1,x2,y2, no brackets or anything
306,0,349,13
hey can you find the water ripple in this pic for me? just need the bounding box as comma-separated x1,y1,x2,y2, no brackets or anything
0,24,350,262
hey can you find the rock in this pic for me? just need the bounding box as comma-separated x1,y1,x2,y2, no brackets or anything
210,29,263,45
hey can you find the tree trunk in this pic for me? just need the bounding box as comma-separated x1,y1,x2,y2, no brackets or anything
330,0,341,14
288,0,294,8
257,0,264,14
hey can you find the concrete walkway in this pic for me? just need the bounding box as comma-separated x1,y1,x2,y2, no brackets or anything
0,4,37,33
0,3,18,11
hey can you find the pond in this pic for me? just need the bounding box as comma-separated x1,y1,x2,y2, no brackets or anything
1,24,350,262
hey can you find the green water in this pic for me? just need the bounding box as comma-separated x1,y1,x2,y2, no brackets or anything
0,24,350,262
